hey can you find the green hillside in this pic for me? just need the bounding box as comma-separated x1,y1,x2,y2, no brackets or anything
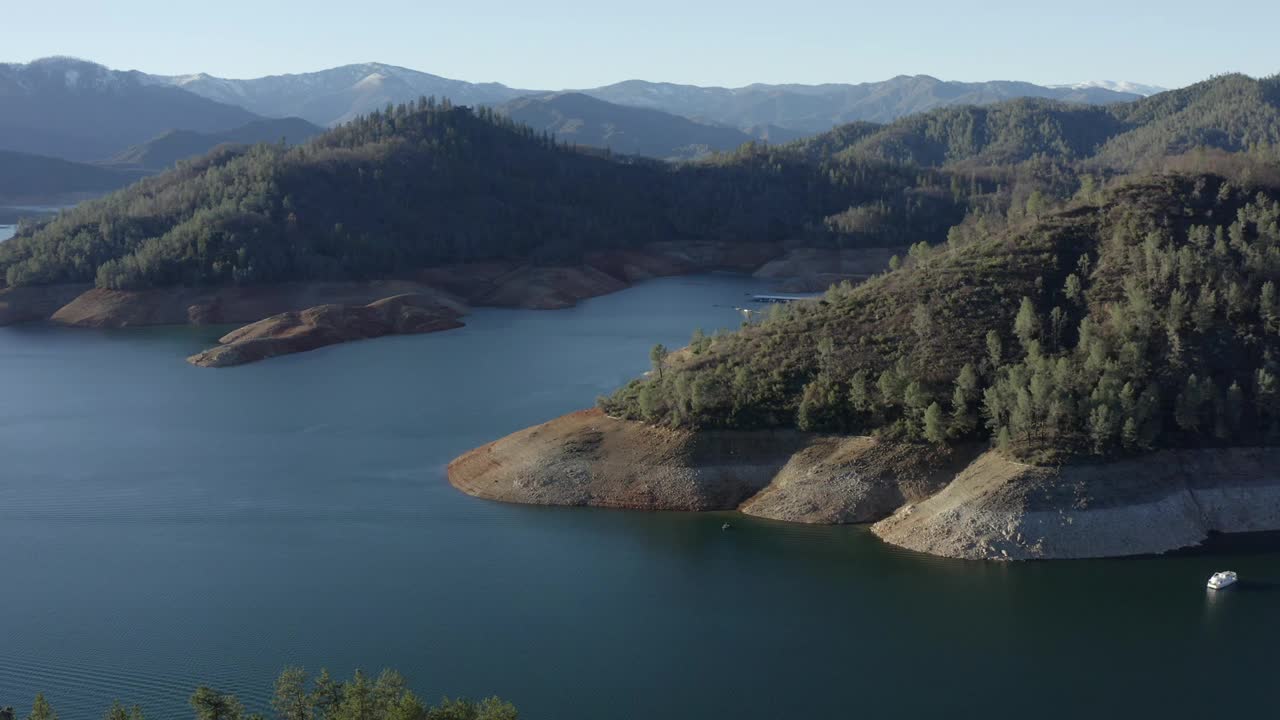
828,74,1280,170
0,98,958,290
602,173,1280,461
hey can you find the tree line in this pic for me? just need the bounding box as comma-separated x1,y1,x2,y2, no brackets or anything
2,668,515,720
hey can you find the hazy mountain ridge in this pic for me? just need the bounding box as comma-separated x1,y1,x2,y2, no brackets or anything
1052,80,1168,96
0,57,261,161
823,73,1280,170
107,117,325,170
578,75,1145,132
497,92,759,160
135,60,1154,136
144,62,535,127
0,150,145,203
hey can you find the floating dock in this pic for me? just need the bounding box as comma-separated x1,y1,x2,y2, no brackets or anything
750,294,814,304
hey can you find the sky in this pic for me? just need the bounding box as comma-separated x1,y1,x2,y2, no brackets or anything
7,0,1278,89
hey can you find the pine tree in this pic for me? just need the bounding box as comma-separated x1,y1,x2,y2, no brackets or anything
949,364,980,436
903,381,931,434
1049,306,1068,351
1121,417,1139,450
1089,404,1116,454
311,670,343,720
27,695,56,720
986,330,1003,372
273,668,312,720
1063,273,1083,304
1193,286,1217,333
649,344,669,379
1261,281,1278,333
924,402,946,444
1014,297,1041,351
911,303,933,343
190,688,242,720
848,369,873,414
690,328,710,354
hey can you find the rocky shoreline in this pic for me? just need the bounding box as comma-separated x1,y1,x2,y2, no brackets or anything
447,408,1280,560
0,243,900,366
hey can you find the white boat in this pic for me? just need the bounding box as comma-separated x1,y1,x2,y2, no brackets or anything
1206,571,1238,590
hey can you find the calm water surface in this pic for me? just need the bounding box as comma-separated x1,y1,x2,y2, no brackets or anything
1,275,1278,719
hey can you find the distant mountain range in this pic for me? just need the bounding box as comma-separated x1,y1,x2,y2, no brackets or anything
0,57,260,162
144,63,530,127
0,56,1174,205
138,60,1156,135
575,77,1145,133
1051,80,1168,97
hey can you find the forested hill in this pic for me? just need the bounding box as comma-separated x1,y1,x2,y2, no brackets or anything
0,98,958,290
602,173,1280,461
811,74,1280,170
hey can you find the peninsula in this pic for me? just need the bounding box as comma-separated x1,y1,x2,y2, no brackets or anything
451,171,1280,559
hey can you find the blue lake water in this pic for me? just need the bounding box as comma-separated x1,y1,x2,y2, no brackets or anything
1,274,1278,719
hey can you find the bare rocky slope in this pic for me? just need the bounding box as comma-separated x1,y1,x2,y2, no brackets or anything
187,294,465,368
872,448,1280,559
448,409,1280,560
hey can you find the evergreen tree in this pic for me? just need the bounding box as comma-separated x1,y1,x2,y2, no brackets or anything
690,328,709,354
310,670,343,720
273,668,312,720
1014,297,1041,351
190,688,242,720
27,695,55,720
1262,281,1279,333
1063,273,1083,304
949,364,980,436
924,402,947,443
986,330,1003,372
1089,404,1116,454
649,344,669,379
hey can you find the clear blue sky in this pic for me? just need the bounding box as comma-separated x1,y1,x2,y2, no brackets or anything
8,0,1278,89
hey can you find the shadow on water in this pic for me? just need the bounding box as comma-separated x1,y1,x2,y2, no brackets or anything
1169,529,1280,557
1231,579,1280,592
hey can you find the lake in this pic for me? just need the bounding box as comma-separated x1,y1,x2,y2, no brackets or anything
1,274,1277,719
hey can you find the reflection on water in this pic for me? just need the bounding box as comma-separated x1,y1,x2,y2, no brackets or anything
0,275,1278,719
